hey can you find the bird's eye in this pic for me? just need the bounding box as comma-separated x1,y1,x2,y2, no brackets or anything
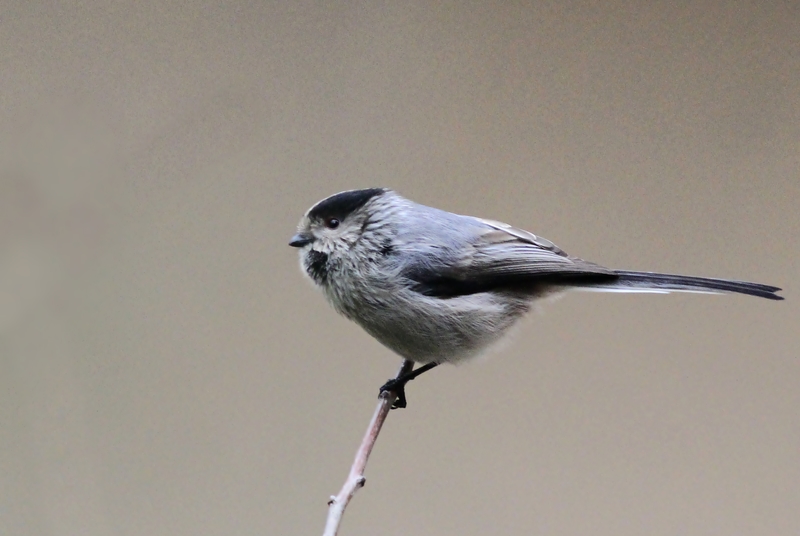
325,217,340,229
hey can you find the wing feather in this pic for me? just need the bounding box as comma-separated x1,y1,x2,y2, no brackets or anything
404,218,617,297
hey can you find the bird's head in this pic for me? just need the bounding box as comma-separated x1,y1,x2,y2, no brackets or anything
289,188,391,284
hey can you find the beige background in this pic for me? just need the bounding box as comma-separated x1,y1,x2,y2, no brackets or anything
2,2,798,535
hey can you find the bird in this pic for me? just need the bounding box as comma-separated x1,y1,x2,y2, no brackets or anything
289,188,783,407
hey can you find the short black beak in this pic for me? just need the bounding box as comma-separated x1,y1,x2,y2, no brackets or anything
288,233,314,248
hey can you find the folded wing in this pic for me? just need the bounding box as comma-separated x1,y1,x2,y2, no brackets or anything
404,218,617,297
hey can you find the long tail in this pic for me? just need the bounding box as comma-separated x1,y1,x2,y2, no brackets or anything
581,270,784,300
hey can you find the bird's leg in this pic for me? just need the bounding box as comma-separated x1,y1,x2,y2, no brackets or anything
379,362,439,409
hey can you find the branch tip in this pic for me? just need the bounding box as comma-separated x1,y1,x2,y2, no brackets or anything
321,359,415,536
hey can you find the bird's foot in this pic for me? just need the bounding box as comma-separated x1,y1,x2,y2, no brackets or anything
379,377,408,409
378,362,439,410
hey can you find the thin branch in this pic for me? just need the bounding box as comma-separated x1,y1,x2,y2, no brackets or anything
322,359,415,536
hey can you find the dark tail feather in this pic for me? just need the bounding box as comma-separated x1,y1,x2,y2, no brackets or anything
609,271,784,300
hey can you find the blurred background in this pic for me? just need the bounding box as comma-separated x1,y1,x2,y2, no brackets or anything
1,2,798,535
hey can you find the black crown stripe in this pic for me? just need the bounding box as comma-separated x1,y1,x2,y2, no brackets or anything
307,188,387,221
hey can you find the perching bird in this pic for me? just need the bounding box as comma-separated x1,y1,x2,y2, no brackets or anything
289,188,783,407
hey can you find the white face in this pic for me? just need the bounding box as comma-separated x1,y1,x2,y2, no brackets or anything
289,188,388,285
295,211,365,256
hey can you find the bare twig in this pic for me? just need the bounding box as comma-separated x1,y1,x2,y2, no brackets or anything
322,359,415,536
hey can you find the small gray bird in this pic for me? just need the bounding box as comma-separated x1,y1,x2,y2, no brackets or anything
289,188,783,407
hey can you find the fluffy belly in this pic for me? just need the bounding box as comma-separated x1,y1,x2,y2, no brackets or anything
352,292,532,364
